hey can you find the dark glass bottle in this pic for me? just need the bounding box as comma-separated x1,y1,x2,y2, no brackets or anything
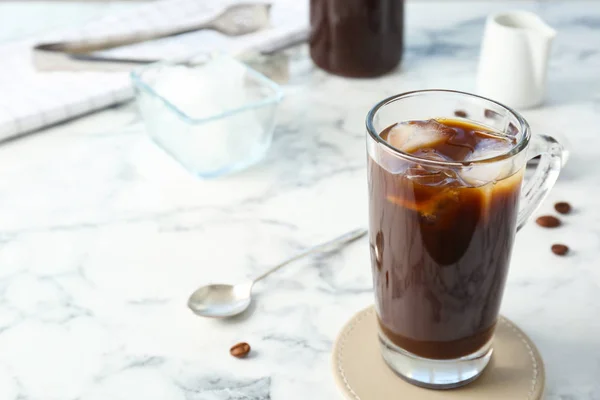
309,0,404,78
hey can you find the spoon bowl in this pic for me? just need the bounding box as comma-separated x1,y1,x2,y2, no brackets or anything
188,283,253,318
210,3,271,36
187,228,367,318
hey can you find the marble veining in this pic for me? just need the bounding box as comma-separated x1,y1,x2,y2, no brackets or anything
0,1,599,399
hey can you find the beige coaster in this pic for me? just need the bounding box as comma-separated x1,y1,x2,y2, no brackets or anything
332,306,545,400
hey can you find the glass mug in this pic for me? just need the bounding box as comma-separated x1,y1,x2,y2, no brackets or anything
366,90,562,389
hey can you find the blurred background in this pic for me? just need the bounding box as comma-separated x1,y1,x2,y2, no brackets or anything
0,1,599,399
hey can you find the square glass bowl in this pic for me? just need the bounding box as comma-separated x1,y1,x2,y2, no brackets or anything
131,54,283,178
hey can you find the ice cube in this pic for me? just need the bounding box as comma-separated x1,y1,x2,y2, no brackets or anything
407,166,445,185
459,159,514,186
467,135,513,161
400,149,467,187
386,120,453,153
387,187,460,224
458,135,514,186
411,148,452,163
368,140,410,174
405,165,455,187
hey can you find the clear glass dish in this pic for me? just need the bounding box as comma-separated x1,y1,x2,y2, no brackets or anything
131,54,283,178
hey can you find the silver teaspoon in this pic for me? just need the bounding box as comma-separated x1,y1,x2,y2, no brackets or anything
187,228,367,318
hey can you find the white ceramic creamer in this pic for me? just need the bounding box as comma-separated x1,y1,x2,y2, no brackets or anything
477,11,556,109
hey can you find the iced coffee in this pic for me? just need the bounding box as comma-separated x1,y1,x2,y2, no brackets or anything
369,118,523,360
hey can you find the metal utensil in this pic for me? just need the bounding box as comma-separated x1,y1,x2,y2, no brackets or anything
187,228,367,318
33,3,271,71
38,3,270,53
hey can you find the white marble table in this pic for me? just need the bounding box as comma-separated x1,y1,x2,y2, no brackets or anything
0,1,599,399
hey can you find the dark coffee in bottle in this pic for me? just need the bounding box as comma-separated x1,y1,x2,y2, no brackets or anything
369,118,523,359
309,0,404,78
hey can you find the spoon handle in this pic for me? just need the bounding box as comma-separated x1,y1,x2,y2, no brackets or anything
252,228,367,283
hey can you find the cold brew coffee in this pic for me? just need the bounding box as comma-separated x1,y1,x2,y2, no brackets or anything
369,118,522,360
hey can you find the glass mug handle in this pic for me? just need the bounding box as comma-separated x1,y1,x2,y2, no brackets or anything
516,134,563,231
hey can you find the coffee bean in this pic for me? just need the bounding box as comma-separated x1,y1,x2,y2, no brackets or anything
454,110,468,118
551,244,569,256
536,215,561,228
554,202,572,214
230,342,251,358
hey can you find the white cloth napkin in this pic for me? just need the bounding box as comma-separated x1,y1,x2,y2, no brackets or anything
0,0,308,141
